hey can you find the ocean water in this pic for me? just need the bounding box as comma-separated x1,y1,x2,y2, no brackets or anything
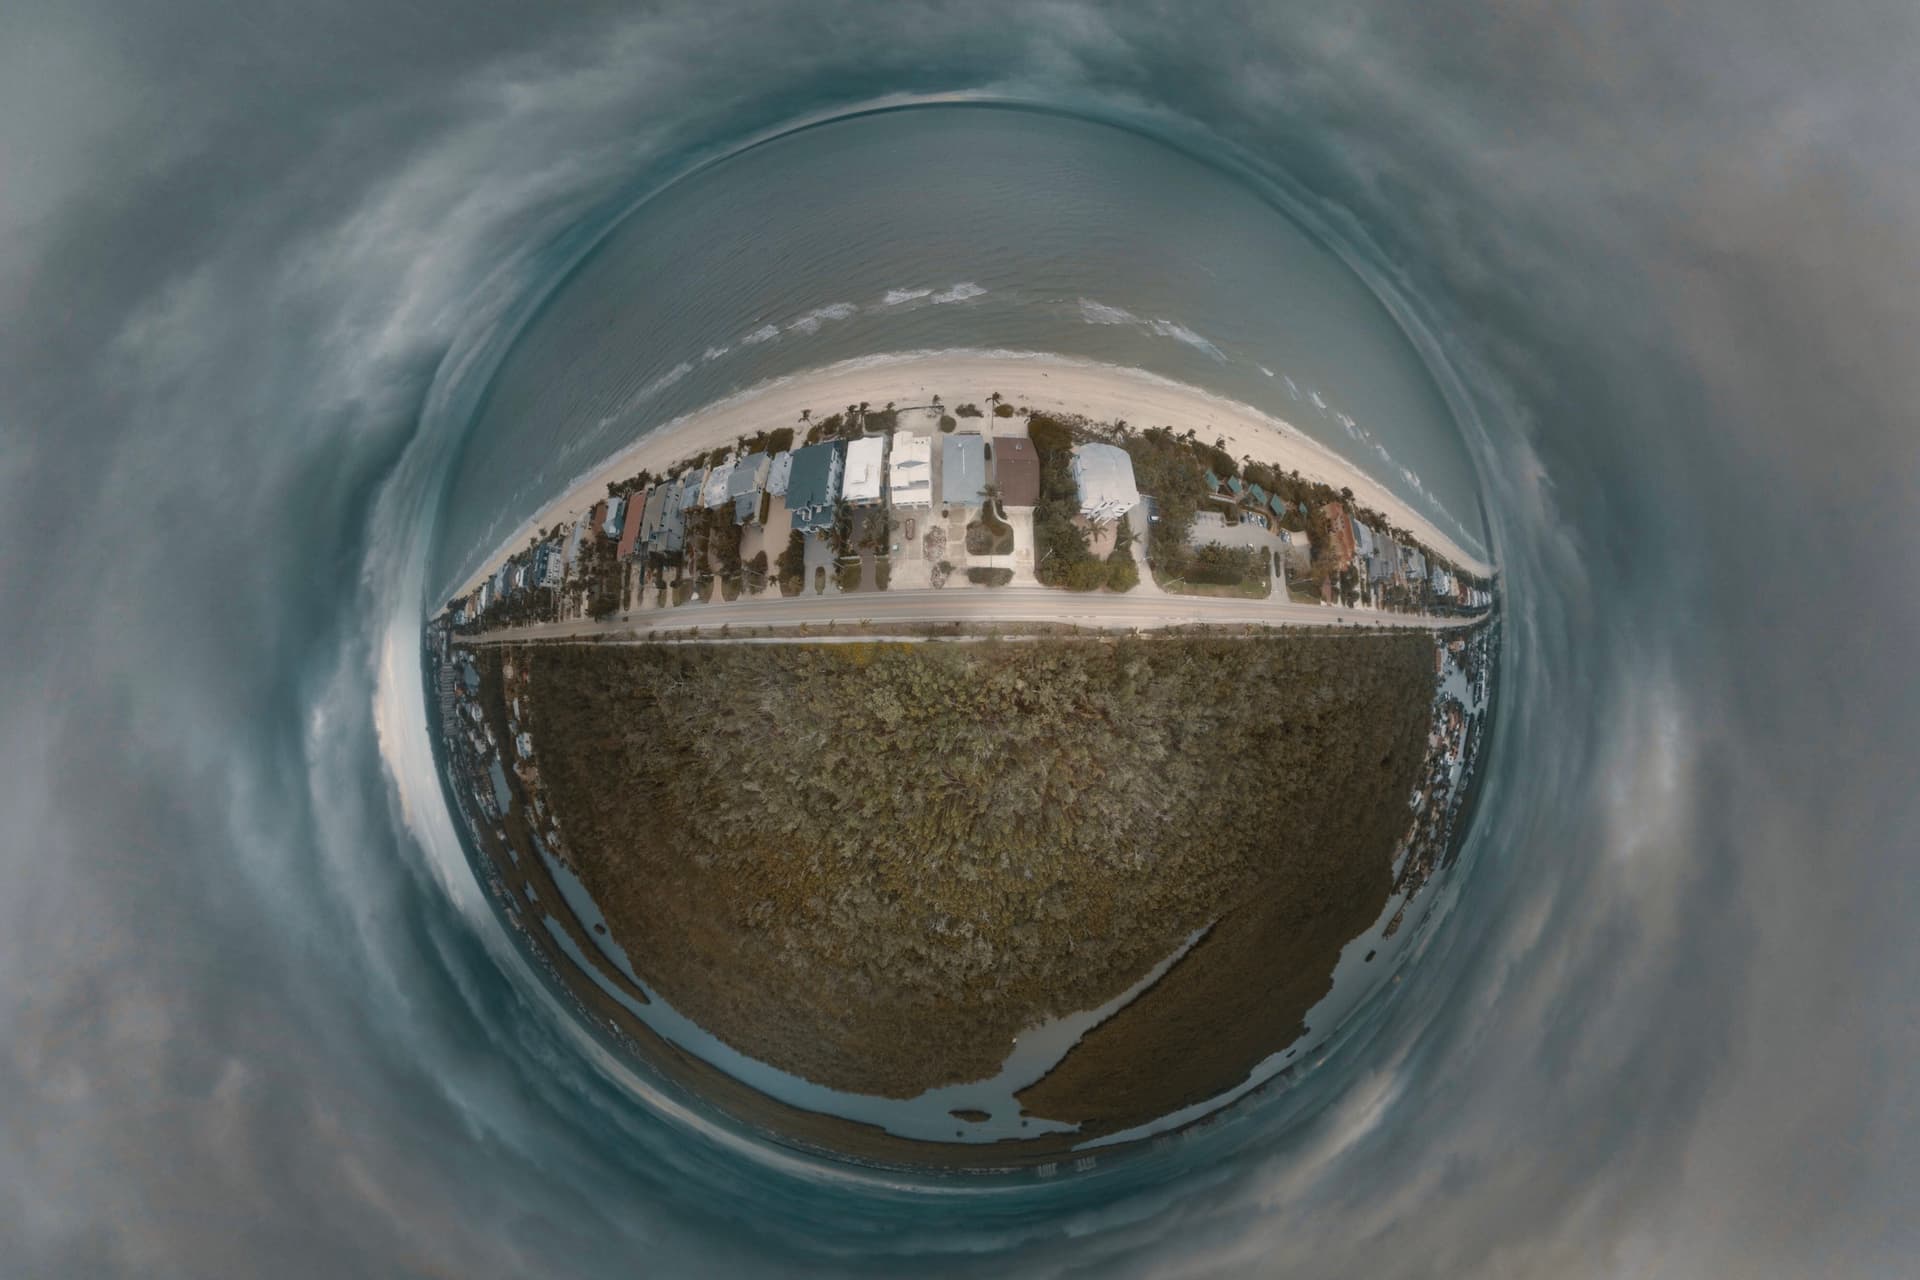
433,106,1487,594
6,4,1919,1277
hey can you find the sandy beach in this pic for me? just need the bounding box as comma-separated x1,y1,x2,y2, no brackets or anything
451,349,1494,599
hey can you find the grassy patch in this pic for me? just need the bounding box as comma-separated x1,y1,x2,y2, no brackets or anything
965,510,1014,556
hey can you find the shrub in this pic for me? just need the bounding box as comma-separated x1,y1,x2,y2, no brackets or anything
1061,558,1108,592
955,403,983,418
1027,413,1075,454
776,531,806,584
1106,552,1139,592
837,561,863,592
875,560,891,590
965,511,1014,556
939,415,957,433
966,566,1013,587
993,402,1015,417
766,427,795,453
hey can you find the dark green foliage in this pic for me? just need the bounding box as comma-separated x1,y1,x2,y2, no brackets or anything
1030,426,1102,587
1026,413,1074,454
993,402,1015,417
1106,550,1139,592
766,426,795,454
966,566,1013,586
1120,427,1207,563
1059,558,1107,591
938,415,957,432
955,403,983,418
776,531,806,596
837,561,862,592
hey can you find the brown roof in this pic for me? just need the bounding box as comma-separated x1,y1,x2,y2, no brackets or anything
617,488,648,559
994,438,1041,506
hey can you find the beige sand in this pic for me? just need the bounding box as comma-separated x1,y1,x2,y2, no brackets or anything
452,350,1493,597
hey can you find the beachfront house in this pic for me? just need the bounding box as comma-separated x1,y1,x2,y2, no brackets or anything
601,495,625,538
536,543,564,587
1369,540,1399,585
993,437,1040,507
728,452,771,523
941,433,987,507
887,434,931,507
701,458,735,510
1350,517,1378,563
765,449,795,499
616,493,647,561
562,519,587,576
1069,442,1141,523
639,484,667,546
786,440,845,533
842,435,886,505
1322,502,1356,570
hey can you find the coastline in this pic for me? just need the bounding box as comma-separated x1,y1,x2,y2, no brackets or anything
446,349,1494,601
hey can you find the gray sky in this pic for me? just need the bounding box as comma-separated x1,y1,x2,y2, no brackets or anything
3,2,1917,1276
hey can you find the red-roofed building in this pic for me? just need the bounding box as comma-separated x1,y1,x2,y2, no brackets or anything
1321,501,1355,571
617,488,648,560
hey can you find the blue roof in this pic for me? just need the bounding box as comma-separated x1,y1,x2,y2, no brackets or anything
786,441,844,530
941,433,987,505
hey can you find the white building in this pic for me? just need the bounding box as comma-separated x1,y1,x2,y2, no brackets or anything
887,434,931,507
601,495,625,538
766,450,795,498
842,435,886,505
701,458,735,509
1069,443,1141,523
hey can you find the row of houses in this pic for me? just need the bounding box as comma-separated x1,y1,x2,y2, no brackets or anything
1204,468,1315,526
1319,501,1487,606
456,424,1157,623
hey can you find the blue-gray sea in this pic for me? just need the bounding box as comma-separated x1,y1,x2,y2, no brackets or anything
4,3,1918,1277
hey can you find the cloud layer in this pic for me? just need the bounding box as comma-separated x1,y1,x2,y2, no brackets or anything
2,1,1917,1276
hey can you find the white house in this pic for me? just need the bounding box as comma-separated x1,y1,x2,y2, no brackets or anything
887,433,931,507
842,435,886,505
766,450,795,498
701,458,735,509
1069,443,1141,523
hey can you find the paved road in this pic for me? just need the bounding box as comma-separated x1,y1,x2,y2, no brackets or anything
472,585,1480,644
